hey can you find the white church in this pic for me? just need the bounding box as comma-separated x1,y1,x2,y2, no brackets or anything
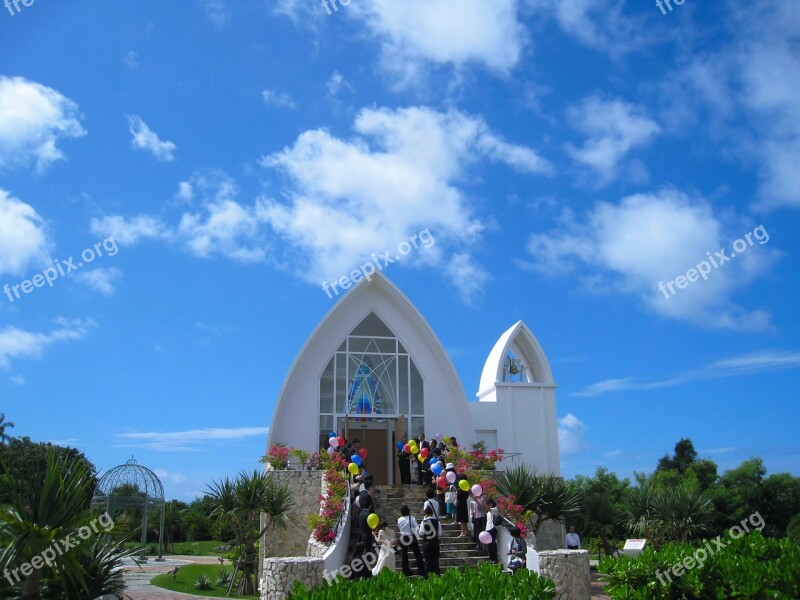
267,272,560,485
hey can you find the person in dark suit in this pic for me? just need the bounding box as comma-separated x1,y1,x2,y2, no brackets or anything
415,433,428,485
419,505,440,577
349,542,373,580
358,491,375,553
397,439,411,484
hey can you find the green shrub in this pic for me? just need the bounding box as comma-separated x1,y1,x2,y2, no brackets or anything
194,573,213,590
286,563,555,599
216,568,232,587
787,513,800,543
600,531,800,599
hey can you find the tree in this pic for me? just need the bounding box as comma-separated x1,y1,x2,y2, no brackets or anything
494,464,580,536
710,458,766,530
207,471,293,596
0,413,14,444
0,447,131,599
657,437,697,474
573,467,629,557
760,473,800,536
654,484,714,542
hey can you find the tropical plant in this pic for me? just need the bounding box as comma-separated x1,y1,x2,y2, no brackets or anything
261,443,290,470
0,447,132,600
581,492,622,559
194,573,213,590
494,464,580,536
216,567,232,587
0,413,14,444
653,484,714,542
207,470,293,596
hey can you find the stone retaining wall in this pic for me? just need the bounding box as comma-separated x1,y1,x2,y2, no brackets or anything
260,557,324,600
538,550,591,600
261,470,324,558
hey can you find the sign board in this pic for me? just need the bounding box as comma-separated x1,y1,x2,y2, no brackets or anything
621,539,647,557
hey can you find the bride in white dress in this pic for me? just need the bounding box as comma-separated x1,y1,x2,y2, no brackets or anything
372,521,397,575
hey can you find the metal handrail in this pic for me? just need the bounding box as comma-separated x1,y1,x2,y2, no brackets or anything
329,472,352,542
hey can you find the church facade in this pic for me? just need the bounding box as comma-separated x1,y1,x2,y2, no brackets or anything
267,273,560,484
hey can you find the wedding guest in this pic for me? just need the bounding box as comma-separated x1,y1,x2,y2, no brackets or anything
566,525,581,550
419,505,441,577
397,505,425,577
484,498,499,563
507,526,527,573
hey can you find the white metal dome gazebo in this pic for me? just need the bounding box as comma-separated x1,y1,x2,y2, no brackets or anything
92,457,165,561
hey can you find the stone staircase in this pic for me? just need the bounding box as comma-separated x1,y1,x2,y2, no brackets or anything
347,484,489,573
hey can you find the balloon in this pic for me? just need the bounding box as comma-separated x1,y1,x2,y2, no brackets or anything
337,436,345,447
367,513,379,529
397,442,404,450
352,454,362,466
410,445,419,454
437,475,447,489
431,463,443,476
420,448,429,458
329,437,338,448
326,447,334,455
478,531,491,544
329,431,337,438
471,484,483,497
347,462,359,475
403,444,411,453
359,448,368,459
354,495,360,507
446,471,457,484
459,479,470,491
435,433,443,441
444,437,451,444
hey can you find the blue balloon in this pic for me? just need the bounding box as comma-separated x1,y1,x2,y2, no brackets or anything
431,463,443,476
352,454,363,466
329,431,337,438
396,442,404,450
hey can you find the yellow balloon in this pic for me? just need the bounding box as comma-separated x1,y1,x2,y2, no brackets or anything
444,437,451,444
410,445,419,454
367,513,379,529
348,462,359,475
459,479,470,492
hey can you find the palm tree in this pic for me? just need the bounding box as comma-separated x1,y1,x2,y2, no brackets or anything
0,448,131,599
654,484,714,542
207,470,293,596
494,464,580,536
0,413,14,444
581,492,621,558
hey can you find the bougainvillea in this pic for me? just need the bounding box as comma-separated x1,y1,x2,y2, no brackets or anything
309,468,348,543
496,494,531,538
262,444,290,470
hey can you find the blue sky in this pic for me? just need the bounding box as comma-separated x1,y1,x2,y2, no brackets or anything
1,0,798,501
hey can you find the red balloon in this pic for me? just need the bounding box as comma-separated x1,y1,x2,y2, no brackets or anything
420,448,429,458
403,444,411,453
359,448,368,459
337,436,345,447
437,475,447,489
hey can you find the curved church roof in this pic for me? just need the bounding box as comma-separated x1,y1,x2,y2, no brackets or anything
478,320,555,397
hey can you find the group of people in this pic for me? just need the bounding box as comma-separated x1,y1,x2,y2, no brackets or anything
343,432,534,579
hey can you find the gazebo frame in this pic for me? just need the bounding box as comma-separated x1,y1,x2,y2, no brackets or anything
91,458,166,562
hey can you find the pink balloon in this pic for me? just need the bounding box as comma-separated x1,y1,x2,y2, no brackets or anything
435,433,443,441
329,436,339,448
471,484,483,497
446,471,457,484
478,531,491,544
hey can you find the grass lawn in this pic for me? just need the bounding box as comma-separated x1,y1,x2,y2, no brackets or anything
151,563,258,598
124,540,231,556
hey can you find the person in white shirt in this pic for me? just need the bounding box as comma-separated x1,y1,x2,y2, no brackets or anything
484,498,499,563
566,525,581,550
397,505,425,577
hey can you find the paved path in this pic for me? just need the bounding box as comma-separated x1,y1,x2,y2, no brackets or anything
120,555,226,600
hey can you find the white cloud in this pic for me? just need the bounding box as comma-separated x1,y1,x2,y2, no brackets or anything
90,214,169,246
200,0,228,28
124,50,139,69
260,106,547,300
566,96,660,184
524,190,778,329
10,375,25,385
127,115,176,161
279,0,527,84
176,181,193,202
115,426,269,452
0,76,86,172
326,71,353,97
575,350,800,397
76,267,121,296
525,0,655,56
262,89,296,109
558,413,587,455
0,318,94,369
0,189,51,277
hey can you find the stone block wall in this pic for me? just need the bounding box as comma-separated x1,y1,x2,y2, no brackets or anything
261,470,324,558
260,557,324,600
538,550,591,600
